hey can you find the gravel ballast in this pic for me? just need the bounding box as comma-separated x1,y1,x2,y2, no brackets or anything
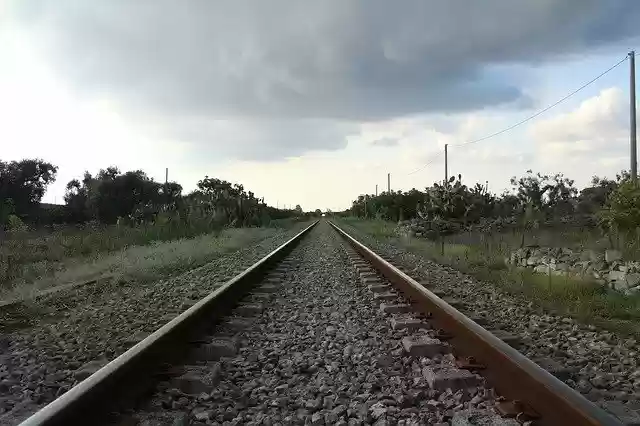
0,224,310,426
339,221,640,421
129,222,499,426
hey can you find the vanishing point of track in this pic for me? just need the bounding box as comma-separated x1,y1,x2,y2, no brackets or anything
18,221,623,426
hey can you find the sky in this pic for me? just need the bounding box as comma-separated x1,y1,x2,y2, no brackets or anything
2,1,640,211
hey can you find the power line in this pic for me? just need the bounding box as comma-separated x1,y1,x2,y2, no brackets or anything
454,55,628,147
407,152,442,175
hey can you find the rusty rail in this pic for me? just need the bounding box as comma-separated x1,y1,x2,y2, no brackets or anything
329,221,622,426
19,221,318,426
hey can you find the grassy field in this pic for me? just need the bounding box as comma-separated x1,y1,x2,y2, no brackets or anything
0,218,306,302
340,217,640,336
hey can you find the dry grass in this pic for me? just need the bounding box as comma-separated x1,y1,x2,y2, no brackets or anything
0,226,288,303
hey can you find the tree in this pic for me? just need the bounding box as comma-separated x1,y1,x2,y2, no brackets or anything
599,179,640,236
510,170,576,218
314,209,322,216
294,204,303,215
64,167,182,224
0,159,58,224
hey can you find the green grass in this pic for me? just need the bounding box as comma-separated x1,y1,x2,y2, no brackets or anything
340,217,640,336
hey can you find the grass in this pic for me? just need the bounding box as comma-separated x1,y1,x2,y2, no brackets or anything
340,217,640,336
0,219,307,303
1,216,306,289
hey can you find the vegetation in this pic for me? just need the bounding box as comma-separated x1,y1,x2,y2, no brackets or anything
341,168,640,334
1,158,317,295
340,218,640,336
346,170,640,251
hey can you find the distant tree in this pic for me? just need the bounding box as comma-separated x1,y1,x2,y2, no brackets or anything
599,179,640,236
314,209,322,216
64,167,181,224
0,158,58,225
294,204,303,214
510,170,576,217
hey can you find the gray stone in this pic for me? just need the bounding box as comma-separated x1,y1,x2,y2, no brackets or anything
606,249,623,263
608,270,627,284
452,409,519,426
534,265,550,274
627,273,640,288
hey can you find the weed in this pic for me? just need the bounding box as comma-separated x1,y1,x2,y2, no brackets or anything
342,218,640,336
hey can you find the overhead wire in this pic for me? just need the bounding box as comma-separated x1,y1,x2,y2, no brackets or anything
454,55,628,147
367,52,632,196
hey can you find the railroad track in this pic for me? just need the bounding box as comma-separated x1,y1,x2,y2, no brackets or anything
17,221,624,425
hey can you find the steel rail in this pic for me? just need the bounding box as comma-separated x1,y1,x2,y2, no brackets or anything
19,221,318,426
329,221,623,426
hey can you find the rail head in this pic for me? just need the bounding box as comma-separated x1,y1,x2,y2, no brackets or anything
329,220,623,426
19,220,318,426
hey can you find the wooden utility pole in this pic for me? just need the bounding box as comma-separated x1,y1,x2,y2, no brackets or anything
375,184,378,196
387,173,390,193
631,51,637,182
444,144,449,184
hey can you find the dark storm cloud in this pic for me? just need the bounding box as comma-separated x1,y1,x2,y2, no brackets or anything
8,0,640,159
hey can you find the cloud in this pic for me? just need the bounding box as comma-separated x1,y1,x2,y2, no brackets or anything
370,137,399,147
5,0,640,164
10,1,640,122
159,117,357,162
531,87,627,157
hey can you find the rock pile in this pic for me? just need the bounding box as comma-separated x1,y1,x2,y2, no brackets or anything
506,247,640,293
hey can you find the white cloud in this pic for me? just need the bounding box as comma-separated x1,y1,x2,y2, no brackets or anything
529,87,631,185
531,87,626,154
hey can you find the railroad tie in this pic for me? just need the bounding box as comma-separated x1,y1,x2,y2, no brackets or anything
401,335,450,357
532,357,573,381
234,303,264,317
191,339,238,362
490,329,522,348
466,314,488,326
361,276,382,285
170,364,221,395
441,297,462,309
368,284,391,294
452,409,519,426
256,284,280,293
373,292,398,302
390,316,431,332
379,303,411,314
422,366,485,391
220,317,252,332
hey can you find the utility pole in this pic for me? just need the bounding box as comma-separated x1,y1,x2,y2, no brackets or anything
165,168,168,185
630,51,637,182
375,184,378,196
364,195,367,218
387,173,390,194
444,144,449,184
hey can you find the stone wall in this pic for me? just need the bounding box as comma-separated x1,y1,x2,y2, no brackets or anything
506,247,640,294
